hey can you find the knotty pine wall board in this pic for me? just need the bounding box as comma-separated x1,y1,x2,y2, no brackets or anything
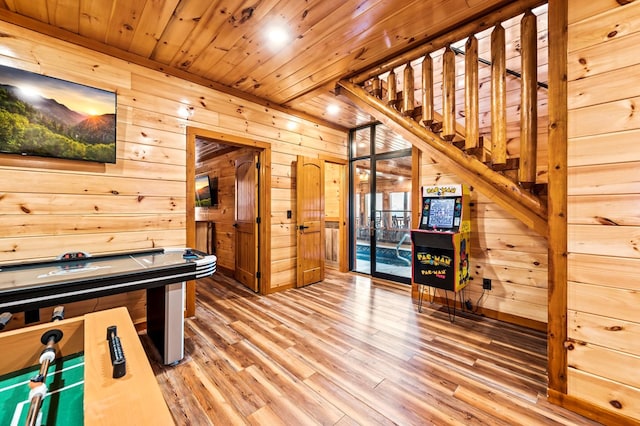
0,19,345,315
420,163,548,323
568,253,640,289
567,0,640,421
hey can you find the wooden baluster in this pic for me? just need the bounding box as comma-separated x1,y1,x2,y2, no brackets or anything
442,46,456,141
387,69,398,108
520,10,538,188
491,23,507,165
402,63,415,116
465,35,479,152
421,55,434,126
372,76,382,98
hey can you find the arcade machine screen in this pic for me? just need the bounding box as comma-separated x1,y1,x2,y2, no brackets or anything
427,198,455,230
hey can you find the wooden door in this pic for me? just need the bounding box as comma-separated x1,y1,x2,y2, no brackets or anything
235,152,259,292
296,156,325,287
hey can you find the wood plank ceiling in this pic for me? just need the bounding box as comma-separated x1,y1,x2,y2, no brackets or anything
0,0,516,130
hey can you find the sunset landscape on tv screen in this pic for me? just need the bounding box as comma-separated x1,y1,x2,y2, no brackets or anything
0,64,116,163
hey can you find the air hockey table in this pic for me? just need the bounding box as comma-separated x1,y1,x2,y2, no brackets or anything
0,247,216,365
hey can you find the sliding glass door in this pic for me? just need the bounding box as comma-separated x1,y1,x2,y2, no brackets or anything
350,123,412,283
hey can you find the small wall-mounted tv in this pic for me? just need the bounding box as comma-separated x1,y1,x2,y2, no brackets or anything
0,63,117,163
195,174,218,207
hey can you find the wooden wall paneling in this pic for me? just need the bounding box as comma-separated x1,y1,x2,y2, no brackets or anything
465,288,548,324
568,253,640,289
129,73,346,150
568,28,640,80
566,0,640,422
568,129,640,167
122,123,188,151
472,248,548,270
1,214,185,238
568,194,640,226
568,1,640,53
0,193,183,215
566,368,640,422
325,162,342,218
568,162,640,196
568,225,640,258
421,158,549,325
470,232,547,254
569,310,640,356
569,97,640,139
33,48,132,92
568,281,640,321
568,0,629,24
567,342,640,390
0,168,185,196
0,230,186,263
473,260,548,289
568,63,640,110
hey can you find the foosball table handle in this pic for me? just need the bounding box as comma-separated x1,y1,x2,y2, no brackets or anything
107,325,127,379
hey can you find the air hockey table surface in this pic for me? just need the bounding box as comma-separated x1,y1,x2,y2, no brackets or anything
0,248,216,313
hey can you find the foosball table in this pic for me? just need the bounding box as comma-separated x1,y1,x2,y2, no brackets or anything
0,307,173,425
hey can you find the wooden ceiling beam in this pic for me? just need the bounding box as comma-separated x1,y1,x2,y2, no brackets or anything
337,78,548,236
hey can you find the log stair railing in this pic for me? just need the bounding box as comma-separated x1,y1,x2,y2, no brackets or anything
337,1,548,236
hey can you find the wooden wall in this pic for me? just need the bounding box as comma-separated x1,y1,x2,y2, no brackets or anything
567,0,640,421
420,162,548,325
0,20,346,320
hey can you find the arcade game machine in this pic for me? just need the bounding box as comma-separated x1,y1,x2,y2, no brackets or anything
411,184,470,321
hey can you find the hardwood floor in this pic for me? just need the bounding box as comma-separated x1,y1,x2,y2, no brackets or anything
142,270,601,425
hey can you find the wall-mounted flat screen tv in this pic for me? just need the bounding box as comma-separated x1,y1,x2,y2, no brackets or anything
195,174,218,207
0,63,116,163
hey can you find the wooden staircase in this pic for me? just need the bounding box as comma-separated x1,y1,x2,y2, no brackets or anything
337,0,549,236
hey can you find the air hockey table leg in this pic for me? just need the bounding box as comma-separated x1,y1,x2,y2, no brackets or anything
146,282,184,365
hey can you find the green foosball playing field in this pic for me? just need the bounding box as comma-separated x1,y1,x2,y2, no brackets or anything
0,307,173,425
0,353,84,426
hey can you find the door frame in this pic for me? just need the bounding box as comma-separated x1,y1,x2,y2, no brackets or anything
186,127,272,315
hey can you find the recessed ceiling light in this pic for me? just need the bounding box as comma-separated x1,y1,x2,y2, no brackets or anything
326,104,340,115
266,26,290,49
